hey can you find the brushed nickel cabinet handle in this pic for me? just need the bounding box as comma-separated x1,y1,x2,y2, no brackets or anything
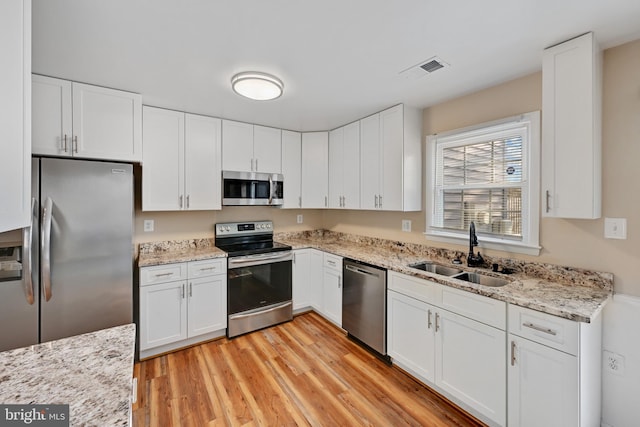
435,312,440,332
511,340,517,366
73,135,78,153
427,309,432,329
545,190,551,213
523,322,557,336
63,134,68,152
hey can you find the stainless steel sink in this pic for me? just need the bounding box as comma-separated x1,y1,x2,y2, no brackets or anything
452,272,510,287
408,261,462,277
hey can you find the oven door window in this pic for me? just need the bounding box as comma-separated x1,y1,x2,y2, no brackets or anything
228,260,292,314
224,179,271,200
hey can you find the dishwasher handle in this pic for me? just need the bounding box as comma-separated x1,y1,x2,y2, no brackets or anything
345,264,381,278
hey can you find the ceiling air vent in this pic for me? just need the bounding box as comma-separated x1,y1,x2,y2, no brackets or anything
399,56,449,80
420,59,445,73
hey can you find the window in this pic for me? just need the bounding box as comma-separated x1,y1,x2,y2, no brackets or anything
426,112,541,255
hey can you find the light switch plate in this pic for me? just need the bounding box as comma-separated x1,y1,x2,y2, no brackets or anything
143,219,154,232
402,219,411,232
604,217,626,239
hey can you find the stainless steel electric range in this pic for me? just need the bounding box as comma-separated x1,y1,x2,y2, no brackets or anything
215,221,293,338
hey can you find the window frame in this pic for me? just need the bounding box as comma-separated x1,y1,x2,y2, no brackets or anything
425,111,541,256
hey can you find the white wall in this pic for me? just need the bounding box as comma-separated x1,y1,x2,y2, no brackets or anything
601,294,640,427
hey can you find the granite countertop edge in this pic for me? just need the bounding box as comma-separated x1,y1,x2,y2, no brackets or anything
136,233,612,323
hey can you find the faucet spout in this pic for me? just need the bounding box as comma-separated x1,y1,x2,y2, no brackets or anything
467,221,484,267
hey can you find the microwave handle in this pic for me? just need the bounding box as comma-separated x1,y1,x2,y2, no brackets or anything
268,175,274,205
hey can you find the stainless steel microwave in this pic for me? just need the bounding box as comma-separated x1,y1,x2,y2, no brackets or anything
222,170,284,206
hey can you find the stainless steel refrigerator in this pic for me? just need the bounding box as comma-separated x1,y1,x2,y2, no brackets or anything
0,157,133,352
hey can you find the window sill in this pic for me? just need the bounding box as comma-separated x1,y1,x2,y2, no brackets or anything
424,231,541,256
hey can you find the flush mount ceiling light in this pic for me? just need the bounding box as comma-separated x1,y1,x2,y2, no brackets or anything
231,71,284,101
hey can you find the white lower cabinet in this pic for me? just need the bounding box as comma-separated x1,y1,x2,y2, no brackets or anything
292,249,323,312
139,258,227,359
322,253,343,326
507,304,601,427
387,271,506,426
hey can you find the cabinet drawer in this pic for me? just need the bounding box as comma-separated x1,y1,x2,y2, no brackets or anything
388,271,438,305
140,263,187,286
439,286,506,330
188,258,226,278
323,253,342,271
508,304,579,355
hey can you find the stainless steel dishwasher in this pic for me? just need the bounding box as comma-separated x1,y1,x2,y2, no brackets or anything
342,258,388,360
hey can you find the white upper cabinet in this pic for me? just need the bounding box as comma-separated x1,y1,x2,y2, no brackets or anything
542,32,601,219
281,130,302,209
360,104,421,211
301,131,329,208
0,0,31,233
32,75,142,162
221,120,281,173
142,106,221,211
328,121,360,209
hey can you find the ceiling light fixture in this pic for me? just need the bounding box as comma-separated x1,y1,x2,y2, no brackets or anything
231,71,284,101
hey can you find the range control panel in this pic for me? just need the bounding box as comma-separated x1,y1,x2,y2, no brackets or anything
215,221,273,237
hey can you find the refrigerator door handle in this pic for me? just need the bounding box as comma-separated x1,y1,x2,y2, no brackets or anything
42,197,53,302
21,197,36,305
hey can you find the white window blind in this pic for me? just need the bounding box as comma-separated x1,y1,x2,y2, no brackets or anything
426,112,541,254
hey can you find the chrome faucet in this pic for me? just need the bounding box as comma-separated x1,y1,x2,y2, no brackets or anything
467,221,485,267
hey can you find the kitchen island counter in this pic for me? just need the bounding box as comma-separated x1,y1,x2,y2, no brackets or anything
0,324,136,426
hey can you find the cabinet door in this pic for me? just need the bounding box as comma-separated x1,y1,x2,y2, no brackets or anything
542,32,601,219
387,290,435,383
328,127,344,208
185,114,222,210
0,0,30,232
187,275,226,337
360,113,381,210
142,107,185,211
342,121,360,209
281,130,302,208
301,132,329,208
436,309,506,426
308,250,324,311
222,120,253,172
380,104,404,211
139,280,188,350
253,125,281,173
322,266,342,326
292,250,311,310
32,75,72,156
508,335,579,427
71,82,142,161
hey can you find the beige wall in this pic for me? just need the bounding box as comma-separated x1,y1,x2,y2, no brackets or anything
136,39,640,296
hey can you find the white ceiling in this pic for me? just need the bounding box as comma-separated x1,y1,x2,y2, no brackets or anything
32,0,640,132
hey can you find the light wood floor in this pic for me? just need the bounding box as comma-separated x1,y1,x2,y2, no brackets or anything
132,311,485,427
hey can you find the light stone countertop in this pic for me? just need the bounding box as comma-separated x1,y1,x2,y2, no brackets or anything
0,324,136,426
136,231,613,323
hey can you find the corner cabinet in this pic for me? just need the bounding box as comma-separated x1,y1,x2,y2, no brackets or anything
360,104,422,211
142,106,222,211
139,259,227,359
32,75,142,162
507,304,601,427
292,249,323,312
301,132,329,208
0,0,30,233
328,121,360,209
387,271,506,426
221,120,282,173
542,32,602,219
281,130,303,209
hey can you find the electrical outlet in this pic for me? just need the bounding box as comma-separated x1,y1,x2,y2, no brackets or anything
143,219,154,232
603,350,625,375
297,214,303,224
402,219,411,232
604,217,627,239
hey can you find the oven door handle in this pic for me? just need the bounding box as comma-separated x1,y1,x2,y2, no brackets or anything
228,251,293,268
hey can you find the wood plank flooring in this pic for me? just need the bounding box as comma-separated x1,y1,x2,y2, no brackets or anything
132,311,486,427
